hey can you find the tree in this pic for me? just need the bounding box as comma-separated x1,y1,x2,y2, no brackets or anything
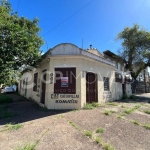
117,24,150,80
0,0,44,84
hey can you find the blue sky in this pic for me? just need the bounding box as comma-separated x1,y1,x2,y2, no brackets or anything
8,0,150,55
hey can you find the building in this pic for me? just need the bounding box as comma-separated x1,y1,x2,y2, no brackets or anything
19,43,132,109
103,50,132,96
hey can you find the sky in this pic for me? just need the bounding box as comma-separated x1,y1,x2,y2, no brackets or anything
7,0,150,55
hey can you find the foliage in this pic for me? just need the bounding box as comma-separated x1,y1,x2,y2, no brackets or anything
144,110,150,114
117,24,150,79
69,121,80,130
15,143,36,150
122,94,128,99
96,127,104,133
131,120,140,125
104,110,111,115
143,124,150,130
0,0,44,84
83,102,99,109
84,130,93,138
129,94,135,99
0,94,13,104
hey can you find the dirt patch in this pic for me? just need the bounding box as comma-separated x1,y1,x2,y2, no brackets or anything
0,94,150,150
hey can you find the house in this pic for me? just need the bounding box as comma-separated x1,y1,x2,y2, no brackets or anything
19,43,132,109
103,50,132,97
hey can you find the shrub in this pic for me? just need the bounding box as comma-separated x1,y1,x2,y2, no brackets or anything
0,94,13,104
122,94,128,99
129,94,135,99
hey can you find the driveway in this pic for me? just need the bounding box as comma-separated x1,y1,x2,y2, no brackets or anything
0,93,150,150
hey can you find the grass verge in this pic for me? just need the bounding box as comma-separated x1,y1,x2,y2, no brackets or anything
5,123,23,130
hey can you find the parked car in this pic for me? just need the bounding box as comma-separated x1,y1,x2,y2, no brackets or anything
3,86,15,93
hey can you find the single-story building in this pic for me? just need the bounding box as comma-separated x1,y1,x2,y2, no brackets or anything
19,43,132,109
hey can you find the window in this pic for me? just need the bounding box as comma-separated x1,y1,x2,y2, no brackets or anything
103,77,109,91
115,72,122,83
33,73,38,91
54,68,76,94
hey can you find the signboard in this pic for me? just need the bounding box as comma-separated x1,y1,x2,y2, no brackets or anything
61,77,68,87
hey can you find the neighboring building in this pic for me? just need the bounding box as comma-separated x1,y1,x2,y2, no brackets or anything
19,43,132,110
103,50,132,96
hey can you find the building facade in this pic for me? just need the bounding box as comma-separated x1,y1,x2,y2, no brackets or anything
19,43,132,109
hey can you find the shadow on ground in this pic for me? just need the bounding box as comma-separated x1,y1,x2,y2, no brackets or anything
0,93,70,125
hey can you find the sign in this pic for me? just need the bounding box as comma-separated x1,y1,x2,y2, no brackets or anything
61,77,68,87
104,77,109,91
56,100,78,103
51,94,59,99
103,91,112,99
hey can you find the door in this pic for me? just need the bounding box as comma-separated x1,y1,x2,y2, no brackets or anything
122,83,126,94
41,70,47,104
86,72,98,103
25,77,28,97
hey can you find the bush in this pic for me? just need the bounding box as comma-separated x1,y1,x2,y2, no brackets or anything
0,94,13,104
129,94,135,99
122,94,128,99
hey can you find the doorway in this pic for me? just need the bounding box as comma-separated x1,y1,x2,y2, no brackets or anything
41,70,47,104
86,72,98,103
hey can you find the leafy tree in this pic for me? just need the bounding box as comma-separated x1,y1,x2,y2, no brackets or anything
0,0,44,85
117,24,150,80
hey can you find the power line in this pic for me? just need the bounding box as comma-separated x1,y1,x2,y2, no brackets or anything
43,0,95,36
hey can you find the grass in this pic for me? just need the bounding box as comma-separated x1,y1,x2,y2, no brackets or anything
83,102,99,109
103,144,115,150
0,94,13,104
144,110,150,114
143,124,150,130
117,113,126,119
95,136,103,145
95,136,115,150
124,105,141,115
124,108,135,114
69,121,80,130
104,110,111,115
96,127,104,133
84,130,93,138
131,120,140,125
5,123,23,130
121,105,126,108
15,143,36,150
107,102,117,106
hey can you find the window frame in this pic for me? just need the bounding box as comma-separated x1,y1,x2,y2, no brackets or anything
103,77,109,91
33,73,38,92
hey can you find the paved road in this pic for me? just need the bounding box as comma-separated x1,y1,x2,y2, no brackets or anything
135,93,150,101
